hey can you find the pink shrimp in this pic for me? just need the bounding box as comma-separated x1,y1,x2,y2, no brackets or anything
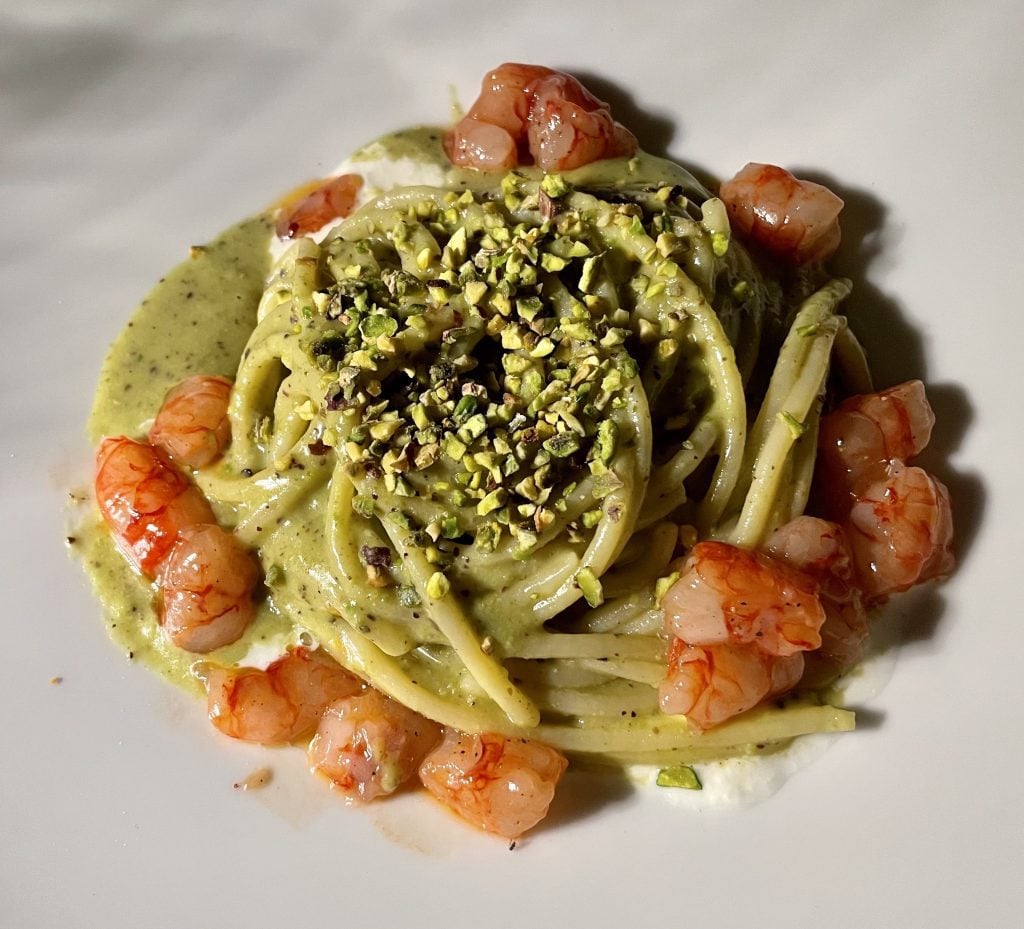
818,380,935,505
157,523,258,652
767,516,870,685
658,540,826,728
309,688,442,807
444,63,637,173
275,173,363,239
720,162,844,265
659,639,804,730
525,71,638,172
308,690,442,802
94,436,214,576
418,730,567,839
661,541,825,657
148,375,233,469
847,461,955,601
206,647,362,743
766,516,857,603
815,381,955,601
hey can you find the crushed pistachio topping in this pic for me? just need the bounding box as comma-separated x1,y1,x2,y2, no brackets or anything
575,567,604,608
285,175,734,574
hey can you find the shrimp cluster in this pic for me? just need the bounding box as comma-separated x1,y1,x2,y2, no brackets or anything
720,162,844,266
817,381,954,601
660,383,954,729
94,375,257,652
203,646,565,837
98,373,566,837
659,540,824,729
445,63,637,173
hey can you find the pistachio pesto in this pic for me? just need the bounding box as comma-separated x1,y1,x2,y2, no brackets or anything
82,126,843,757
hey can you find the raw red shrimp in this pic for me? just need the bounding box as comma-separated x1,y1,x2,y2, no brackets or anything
94,436,214,576
206,647,362,743
847,461,955,600
160,523,260,653
818,380,935,501
815,382,955,600
418,730,567,839
275,173,363,239
444,62,637,173
661,541,825,657
659,639,804,731
767,516,869,684
308,690,442,802
445,62,552,169
720,162,844,265
526,71,638,172
802,599,871,688
148,374,233,469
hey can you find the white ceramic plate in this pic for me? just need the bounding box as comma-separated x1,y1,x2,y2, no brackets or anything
4,1,1022,926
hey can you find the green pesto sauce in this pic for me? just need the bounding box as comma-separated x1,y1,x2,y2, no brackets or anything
82,213,301,691
88,215,273,442
81,128,712,692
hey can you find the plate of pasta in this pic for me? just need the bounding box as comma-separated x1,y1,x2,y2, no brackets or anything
5,2,1022,928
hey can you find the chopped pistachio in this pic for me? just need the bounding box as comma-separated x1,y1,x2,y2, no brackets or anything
529,337,555,358
476,488,507,516
575,567,604,607
540,173,570,197
426,572,451,600
457,413,488,443
464,280,488,306
778,411,809,438
654,571,681,604
578,255,599,293
656,766,702,790
543,432,581,458
475,523,500,553
594,419,617,464
264,563,283,586
540,253,568,273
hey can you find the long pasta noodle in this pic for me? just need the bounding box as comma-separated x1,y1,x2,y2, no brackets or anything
193,157,859,766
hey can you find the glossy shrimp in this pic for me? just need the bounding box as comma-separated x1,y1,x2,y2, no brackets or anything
767,516,869,685
445,63,637,173
817,381,954,601
658,540,826,728
94,436,214,575
275,173,363,240
159,523,259,653
817,380,935,502
660,639,804,730
847,462,955,600
661,541,825,656
148,374,233,469
96,377,259,652
418,730,568,839
308,689,442,802
720,162,844,265
206,647,362,743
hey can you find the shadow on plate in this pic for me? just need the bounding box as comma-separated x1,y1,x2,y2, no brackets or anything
530,765,636,838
